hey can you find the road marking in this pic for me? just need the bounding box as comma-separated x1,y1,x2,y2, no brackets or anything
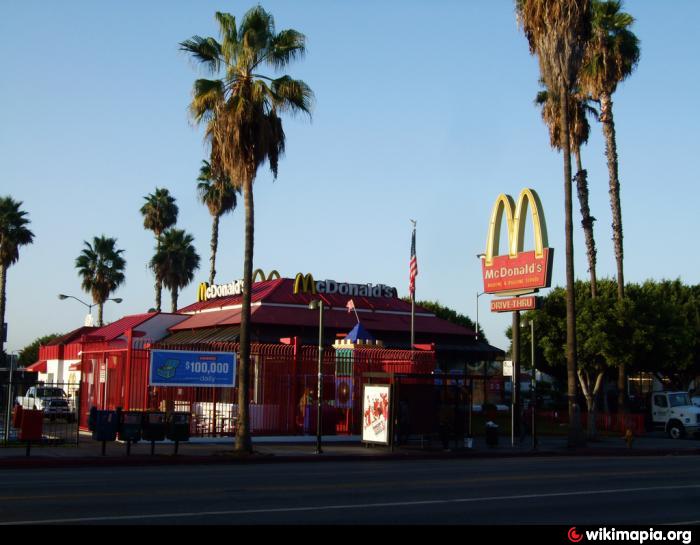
3,483,700,525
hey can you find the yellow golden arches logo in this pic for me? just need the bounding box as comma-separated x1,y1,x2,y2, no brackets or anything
197,282,209,302
252,269,281,283
484,188,549,267
293,273,316,294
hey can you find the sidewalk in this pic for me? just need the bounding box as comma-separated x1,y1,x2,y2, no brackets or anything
1,431,699,469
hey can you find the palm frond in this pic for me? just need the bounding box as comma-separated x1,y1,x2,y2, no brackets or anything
179,35,222,74
267,29,306,69
271,76,314,115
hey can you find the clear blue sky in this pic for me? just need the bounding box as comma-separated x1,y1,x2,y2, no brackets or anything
2,1,699,354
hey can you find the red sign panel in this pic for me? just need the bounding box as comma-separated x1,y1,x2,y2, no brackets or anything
482,248,553,295
490,296,538,313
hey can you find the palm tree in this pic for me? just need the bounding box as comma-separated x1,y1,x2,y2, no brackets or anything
181,7,313,453
150,229,200,313
579,0,640,412
75,236,126,326
0,197,34,362
535,87,599,297
197,159,238,285
140,188,178,311
516,0,591,446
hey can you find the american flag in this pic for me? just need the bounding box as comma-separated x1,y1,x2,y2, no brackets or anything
409,227,418,297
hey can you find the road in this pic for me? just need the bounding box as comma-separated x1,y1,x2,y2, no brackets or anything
1,455,699,525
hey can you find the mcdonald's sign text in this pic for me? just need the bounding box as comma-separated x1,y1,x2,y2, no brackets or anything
482,188,554,295
490,295,539,313
482,249,553,294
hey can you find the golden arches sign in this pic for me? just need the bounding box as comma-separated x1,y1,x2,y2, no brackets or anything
481,188,553,295
293,273,316,295
253,269,280,283
484,188,548,267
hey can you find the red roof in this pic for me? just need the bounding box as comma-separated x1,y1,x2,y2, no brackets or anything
25,360,47,373
88,312,159,341
46,326,98,346
172,278,475,339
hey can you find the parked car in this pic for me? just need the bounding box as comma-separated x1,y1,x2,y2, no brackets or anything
16,386,75,422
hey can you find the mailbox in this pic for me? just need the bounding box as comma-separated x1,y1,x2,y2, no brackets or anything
19,409,43,442
166,412,191,442
141,411,166,442
118,411,143,443
91,410,118,442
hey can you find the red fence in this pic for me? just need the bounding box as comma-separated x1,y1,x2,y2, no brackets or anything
78,339,436,436
537,410,647,435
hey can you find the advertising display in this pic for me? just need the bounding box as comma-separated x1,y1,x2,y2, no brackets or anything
149,350,236,388
482,188,553,296
362,384,391,445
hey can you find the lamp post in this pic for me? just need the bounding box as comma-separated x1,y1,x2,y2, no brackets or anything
308,299,324,454
58,294,122,326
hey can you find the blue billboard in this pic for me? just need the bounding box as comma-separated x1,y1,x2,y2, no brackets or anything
149,350,236,388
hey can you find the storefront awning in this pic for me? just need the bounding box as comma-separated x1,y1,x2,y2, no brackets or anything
69,362,82,371
158,326,240,346
25,360,47,373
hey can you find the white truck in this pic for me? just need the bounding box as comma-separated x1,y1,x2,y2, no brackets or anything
651,391,700,439
16,386,75,422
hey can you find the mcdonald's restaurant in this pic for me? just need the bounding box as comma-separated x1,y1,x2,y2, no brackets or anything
44,270,505,437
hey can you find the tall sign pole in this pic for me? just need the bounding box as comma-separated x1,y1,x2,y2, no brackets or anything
480,188,552,448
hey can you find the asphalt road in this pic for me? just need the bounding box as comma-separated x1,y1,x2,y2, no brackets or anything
1,455,700,525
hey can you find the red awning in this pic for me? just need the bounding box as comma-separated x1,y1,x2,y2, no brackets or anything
25,360,47,373
69,362,82,371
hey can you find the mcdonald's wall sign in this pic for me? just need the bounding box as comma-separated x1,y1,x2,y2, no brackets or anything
196,269,280,302
481,188,554,296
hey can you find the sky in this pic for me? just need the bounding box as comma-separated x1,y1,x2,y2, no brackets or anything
2,1,699,355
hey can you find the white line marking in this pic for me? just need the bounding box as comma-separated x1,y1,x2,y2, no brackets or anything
3,483,700,525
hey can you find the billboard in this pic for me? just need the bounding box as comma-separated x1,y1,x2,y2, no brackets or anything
149,350,236,388
362,384,391,445
482,188,553,296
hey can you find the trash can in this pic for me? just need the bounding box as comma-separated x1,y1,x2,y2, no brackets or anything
485,421,499,447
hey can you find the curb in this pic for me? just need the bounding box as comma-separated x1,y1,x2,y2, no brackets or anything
1,446,699,470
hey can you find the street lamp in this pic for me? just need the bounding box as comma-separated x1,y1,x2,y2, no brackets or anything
475,253,486,342
58,294,122,326
308,299,324,454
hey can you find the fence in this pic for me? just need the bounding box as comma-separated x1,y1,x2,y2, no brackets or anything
76,339,436,437
1,381,80,447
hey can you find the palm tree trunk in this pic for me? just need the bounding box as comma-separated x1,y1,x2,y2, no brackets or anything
97,302,104,327
236,173,254,453
600,92,627,414
155,237,162,312
0,263,6,364
561,82,581,448
574,146,598,299
171,287,178,313
209,214,220,286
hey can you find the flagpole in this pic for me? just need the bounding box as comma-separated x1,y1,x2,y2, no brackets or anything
410,219,417,351
353,306,360,324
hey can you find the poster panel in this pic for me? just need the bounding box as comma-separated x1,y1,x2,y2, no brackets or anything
149,349,236,388
362,384,391,445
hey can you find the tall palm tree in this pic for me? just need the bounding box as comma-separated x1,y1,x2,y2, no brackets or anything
517,0,591,446
0,197,34,362
182,7,313,453
75,236,126,326
140,188,178,311
579,0,640,412
150,229,200,313
535,87,599,297
197,159,238,285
